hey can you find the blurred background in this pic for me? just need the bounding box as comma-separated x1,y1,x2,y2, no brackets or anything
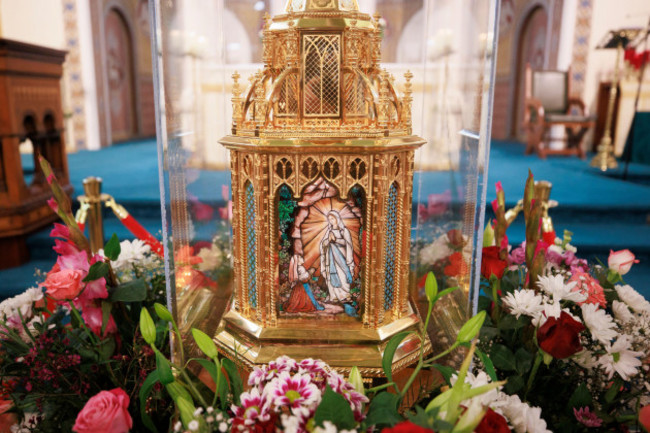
0,0,649,301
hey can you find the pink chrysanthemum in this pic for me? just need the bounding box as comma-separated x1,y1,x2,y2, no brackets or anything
573,407,603,428
231,388,272,426
297,358,329,377
247,366,267,388
570,271,606,308
268,371,321,410
327,371,368,420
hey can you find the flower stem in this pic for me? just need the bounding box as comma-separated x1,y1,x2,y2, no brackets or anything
525,350,543,400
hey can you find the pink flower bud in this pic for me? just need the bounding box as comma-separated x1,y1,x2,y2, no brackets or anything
608,249,639,275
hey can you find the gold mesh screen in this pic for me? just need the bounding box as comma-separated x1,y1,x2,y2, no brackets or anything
303,34,341,117
344,72,367,116
277,74,299,117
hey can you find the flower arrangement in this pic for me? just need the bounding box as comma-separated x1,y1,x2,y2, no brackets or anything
1,160,649,433
477,171,649,432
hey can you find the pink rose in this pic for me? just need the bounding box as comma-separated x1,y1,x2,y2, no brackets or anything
81,306,117,338
73,388,132,433
40,269,84,300
608,249,639,275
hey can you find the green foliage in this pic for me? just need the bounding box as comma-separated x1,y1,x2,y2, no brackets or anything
103,233,121,261
363,391,401,428
109,278,147,302
382,331,411,383
192,328,219,359
82,261,109,282
314,386,357,430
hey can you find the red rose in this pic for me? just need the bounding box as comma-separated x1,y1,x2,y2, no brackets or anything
481,246,507,279
382,421,435,433
475,408,510,433
639,405,650,432
444,252,468,277
537,311,585,359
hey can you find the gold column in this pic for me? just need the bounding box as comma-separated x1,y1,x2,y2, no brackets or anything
82,176,104,253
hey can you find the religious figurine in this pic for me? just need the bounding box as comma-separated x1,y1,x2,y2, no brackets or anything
214,0,430,377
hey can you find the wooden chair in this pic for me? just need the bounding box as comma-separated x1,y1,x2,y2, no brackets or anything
523,63,595,158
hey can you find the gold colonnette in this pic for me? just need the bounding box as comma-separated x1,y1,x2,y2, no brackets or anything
215,0,428,378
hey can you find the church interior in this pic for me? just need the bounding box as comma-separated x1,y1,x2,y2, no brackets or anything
0,0,649,300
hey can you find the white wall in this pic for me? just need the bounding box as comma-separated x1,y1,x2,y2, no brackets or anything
0,0,65,49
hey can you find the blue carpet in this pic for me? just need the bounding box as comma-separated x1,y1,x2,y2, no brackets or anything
3,139,649,300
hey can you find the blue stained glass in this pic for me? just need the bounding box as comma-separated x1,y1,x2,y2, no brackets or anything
384,183,398,310
245,182,257,308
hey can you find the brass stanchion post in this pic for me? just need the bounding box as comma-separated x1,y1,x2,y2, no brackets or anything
591,42,623,171
82,177,104,253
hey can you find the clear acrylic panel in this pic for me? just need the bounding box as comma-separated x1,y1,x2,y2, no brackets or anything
150,0,498,368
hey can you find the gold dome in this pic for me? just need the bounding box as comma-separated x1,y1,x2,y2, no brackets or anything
229,1,414,140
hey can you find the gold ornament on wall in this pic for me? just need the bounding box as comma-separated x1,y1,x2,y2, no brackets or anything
214,0,429,377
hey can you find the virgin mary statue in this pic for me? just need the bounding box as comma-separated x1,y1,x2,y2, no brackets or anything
319,210,355,302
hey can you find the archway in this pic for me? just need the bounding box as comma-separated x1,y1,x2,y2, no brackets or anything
104,8,137,142
512,5,548,140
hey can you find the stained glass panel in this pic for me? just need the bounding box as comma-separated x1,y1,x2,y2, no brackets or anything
384,183,398,310
245,182,257,308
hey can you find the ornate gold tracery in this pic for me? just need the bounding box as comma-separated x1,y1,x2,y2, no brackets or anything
215,0,429,378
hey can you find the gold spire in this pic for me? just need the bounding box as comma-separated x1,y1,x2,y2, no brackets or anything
285,0,359,13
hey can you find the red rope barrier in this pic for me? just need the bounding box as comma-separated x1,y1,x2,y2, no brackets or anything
105,197,164,258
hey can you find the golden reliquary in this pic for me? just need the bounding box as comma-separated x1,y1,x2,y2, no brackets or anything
214,0,430,377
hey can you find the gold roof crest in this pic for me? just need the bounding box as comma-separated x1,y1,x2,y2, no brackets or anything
229,0,414,140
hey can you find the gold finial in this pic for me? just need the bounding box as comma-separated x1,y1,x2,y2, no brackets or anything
232,71,241,97
263,13,272,30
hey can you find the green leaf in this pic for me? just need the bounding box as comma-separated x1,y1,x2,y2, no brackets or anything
314,386,357,430
192,358,227,406
154,303,174,322
192,328,219,359
504,374,524,394
83,262,109,282
104,233,121,261
100,301,112,336
498,314,529,330
431,364,456,385
110,279,147,302
475,349,498,382
140,308,156,345
605,377,623,403
515,348,533,375
457,311,486,343
489,344,516,371
139,370,160,432
568,383,592,409
433,286,460,304
156,349,174,385
382,331,411,383
222,358,243,402
425,272,438,303
479,326,500,341
97,336,116,361
364,392,402,428
406,406,433,429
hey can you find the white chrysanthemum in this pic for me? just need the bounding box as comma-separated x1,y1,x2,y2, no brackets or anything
582,303,618,345
598,335,644,380
419,235,452,265
565,243,577,253
502,289,544,319
537,274,586,303
612,300,635,324
530,300,579,327
498,394,551,433
108,239,152,271
616,285,650,314
572,349,599,369
281,414,302,433
196,245,223,272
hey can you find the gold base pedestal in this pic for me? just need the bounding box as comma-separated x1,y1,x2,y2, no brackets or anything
214,302,432,378
590,138,618,171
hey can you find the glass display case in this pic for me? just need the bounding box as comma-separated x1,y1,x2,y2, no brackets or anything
150,0,498,373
